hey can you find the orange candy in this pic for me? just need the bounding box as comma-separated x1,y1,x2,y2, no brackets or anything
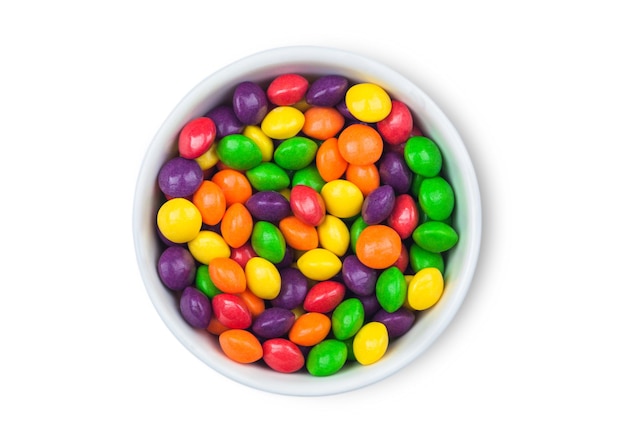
219,329,263,363
278,215,319,251
345,163,380,197
316,138,348,182
211,169,253,206
337,123,383,165
191,180,226,226
301,106,345,140
288,312,331,346
238,289,266,318
208,257,247,294
355,225,402,269
220,202,253,248
206,316,229,335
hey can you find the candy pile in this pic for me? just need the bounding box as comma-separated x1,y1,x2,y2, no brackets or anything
155,73,458,376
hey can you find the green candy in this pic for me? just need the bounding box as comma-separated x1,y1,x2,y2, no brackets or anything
331,298,365,340
409,243,445,274
251,221,286,264
306,339,348,377
291,164,326,192
216,134,263,170
195,265,220,298
404,136,442,177
273,136,318,170
412,221,459,253
375,266,408,313
246,162,290,191
349,216,368,254
418,176,455,221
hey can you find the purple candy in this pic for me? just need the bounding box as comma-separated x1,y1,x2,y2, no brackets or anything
306,75,349,107
378,151,413,194
275,246,294,269
245,191,291,222
233,81,268,125
252,307,295,339
157,157,203,197
272,267,308,309
205,105,244,138
336,100,357,121
342,255,378,297
361,184,396,225
359,295,382,319
179,287,212,329
372,308,416,338
157,246,196,291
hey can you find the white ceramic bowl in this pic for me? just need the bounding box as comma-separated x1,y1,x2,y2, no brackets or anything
133,46,481,396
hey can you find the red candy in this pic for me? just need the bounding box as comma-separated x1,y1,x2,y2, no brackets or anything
211,293,252,329
267,74,309,106
290,184,326,227
387,193,419,239
178,117,217,159
262,338,305,373
376,100,413,145
303,281,346,313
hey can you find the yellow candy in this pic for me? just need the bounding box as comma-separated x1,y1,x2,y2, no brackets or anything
320,179,364,219
245,257,281,300
187,231,230,265
353,321,389,365
297,248,342,281
345,83,392,123
243,125,274,162
407,267,444,310
194,142,219,170
157,198,202,243
260,106,305,140
317,215,350,257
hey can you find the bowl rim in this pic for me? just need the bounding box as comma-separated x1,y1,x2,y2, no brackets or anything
133,45,482,396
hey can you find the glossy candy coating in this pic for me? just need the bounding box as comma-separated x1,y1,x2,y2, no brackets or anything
317,214,350,257
243,125,274,161
187,230,230,264
418,176,455,221
345,83,392,123
272,267,308,310
316,137,347,182
245,257,281,300
331,298,365,340
320,179,364,219
158,246,196,291
211,169,253,206
219,329,263,364
208,257,247,294
216,134,263,171
233,81,268,125
195,264,221,298
306,339,348,376
205,105,244,138
342,255,378,297
267,74,309,106
251,221,286,264
291,164,326,193
261,106,305,139
408,243,444,274
246,162,290,191
179,287,212,329
375,266,407,312
372,308,415,338
178,117,217,159
404,136,443,177
387,194,419,240
302,106,345,140
158,157,204,197
220,202,253,248
297,248,342,281
378,151,412,194
376,100,413,145
303,281,346,313
252,307,296,339
337,123,383,165
212,293,252,329
192,180,226,226
353,321,389,365
407,267,444,310
361,184,396,225
245,190,291,222
412,221,459,253
262,338,305,373
306,75,349,107
157,198,202,244
355,225,402,269
290,185,326,226
289,312,331,346
273,136,318,170
345,164,380,197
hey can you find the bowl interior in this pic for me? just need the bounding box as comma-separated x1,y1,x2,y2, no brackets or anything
133,46,481,396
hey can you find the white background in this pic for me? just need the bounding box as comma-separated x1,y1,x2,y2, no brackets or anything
1,1,624,441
